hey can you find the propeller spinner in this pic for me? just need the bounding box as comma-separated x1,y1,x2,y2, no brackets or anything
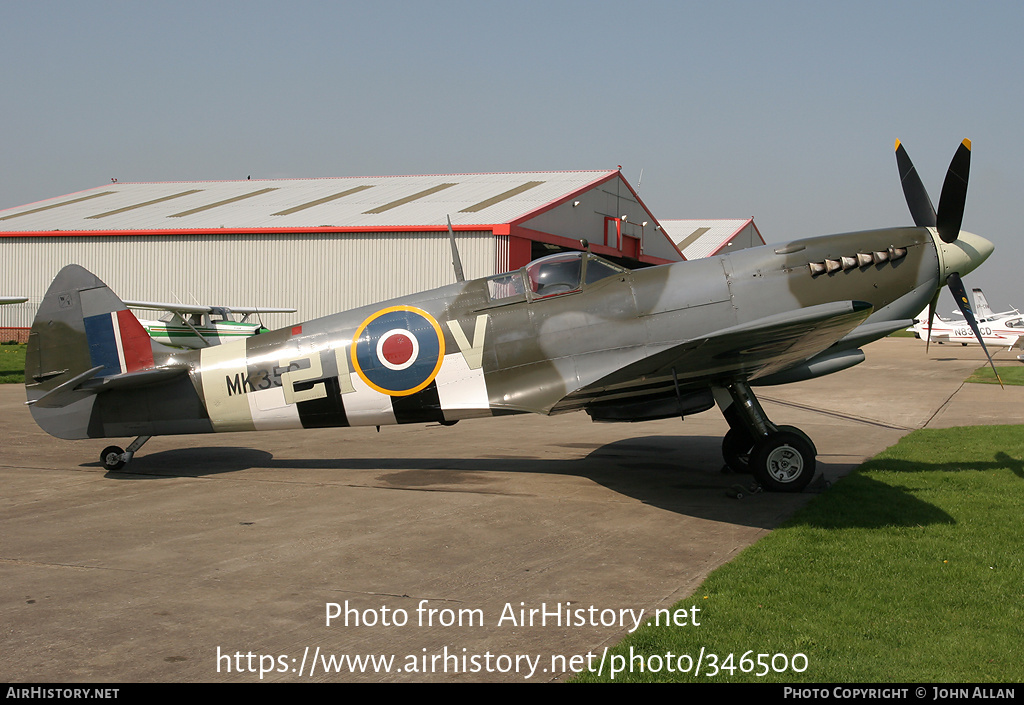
896,139,1000,385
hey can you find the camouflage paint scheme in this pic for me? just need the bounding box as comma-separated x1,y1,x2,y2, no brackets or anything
23,143,995,492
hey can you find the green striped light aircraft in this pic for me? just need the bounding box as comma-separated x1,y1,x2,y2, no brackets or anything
125,301,296,349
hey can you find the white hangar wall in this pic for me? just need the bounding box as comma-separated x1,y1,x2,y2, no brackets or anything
0,170,684,337
0,231,495,330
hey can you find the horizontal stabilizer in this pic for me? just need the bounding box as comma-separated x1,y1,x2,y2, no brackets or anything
28,364,190,409
26,366,104,408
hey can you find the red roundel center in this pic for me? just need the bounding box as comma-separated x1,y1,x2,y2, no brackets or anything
381,333,414,366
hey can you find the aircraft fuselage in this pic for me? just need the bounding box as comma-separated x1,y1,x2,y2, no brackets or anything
30,224,953,442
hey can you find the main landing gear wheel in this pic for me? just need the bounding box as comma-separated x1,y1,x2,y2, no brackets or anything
101,446,126,471
774,425,818,456
715,382,818,493
750,431,816,493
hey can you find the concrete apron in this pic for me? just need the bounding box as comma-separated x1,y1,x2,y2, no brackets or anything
1,337,1018,681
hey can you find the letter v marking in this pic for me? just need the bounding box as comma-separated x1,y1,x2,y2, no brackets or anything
446,314,488,369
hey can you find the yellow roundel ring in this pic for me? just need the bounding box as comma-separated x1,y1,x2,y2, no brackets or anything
350,305,445,396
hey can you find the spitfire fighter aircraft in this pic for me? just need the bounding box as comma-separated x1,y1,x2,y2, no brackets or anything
123,300,297,349
24,140,997,493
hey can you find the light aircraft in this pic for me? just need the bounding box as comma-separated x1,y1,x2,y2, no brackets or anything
908,308,1023,351
23,140,997,493
123,300,297,349
907,288,1024,350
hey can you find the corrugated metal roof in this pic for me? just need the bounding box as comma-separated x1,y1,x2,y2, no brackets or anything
660,218,762,259
0,171,616,232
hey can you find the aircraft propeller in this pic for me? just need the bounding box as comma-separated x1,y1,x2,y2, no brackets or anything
896,139,1002,386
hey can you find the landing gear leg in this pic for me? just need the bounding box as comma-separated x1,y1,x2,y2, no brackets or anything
100,435,152,471
713,384,816,492
722,426,755,473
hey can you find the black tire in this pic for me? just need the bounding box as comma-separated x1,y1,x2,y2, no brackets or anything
101,446,126,471
774,425,818,456
750,431,815,493
722,427,755,473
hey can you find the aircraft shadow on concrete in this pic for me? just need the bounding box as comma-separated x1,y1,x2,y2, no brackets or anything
92,435,794,528
86,434,1016,530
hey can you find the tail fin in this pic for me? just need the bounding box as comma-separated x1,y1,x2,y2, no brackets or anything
26,265,159,437
972,288,994,319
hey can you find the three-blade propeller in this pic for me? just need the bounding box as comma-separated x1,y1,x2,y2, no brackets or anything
896,139,1002,386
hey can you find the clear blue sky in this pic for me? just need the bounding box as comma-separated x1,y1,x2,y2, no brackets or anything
2,1,1022,310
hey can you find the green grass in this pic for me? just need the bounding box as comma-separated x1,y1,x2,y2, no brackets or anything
0,343,26,383
966,364,1024,386
575,425,1024,682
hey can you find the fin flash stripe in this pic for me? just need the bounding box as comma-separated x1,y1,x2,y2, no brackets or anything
83,309,154,376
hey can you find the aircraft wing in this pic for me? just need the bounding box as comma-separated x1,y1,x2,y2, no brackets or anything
123,300,297,315
554,300,873,411
124,300,214,315
217,305,297,314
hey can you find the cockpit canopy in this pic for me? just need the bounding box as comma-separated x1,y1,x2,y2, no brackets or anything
527,253,582,297
486,251,628,303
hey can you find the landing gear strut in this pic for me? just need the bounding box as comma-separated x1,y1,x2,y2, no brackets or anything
713,384,817,493
100,435,152,471
721,426,755,473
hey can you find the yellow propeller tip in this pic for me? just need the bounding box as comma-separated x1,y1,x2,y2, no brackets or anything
895,139,902,150
963,138,971,150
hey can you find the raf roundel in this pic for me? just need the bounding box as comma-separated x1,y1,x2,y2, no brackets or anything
351,306,445,396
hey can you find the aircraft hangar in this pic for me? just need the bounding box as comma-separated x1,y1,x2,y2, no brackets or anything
0,170,682,340
660,217,766,259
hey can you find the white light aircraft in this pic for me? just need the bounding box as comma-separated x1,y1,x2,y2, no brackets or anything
908,288,1024,351
124,300,297,349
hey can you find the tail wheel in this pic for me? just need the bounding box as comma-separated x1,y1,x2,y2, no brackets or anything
101,446,126,471
751,431,815,493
